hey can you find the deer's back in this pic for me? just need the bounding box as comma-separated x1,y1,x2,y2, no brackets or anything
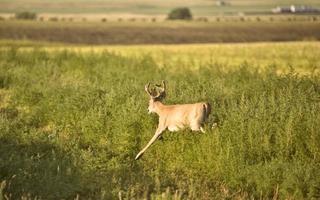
162,102,209,128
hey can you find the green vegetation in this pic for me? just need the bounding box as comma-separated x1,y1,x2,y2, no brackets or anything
14,11,37,20
0,42,319,199
167,8,192,20
0,20,320,44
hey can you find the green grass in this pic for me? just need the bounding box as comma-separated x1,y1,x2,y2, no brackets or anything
0,42,320,199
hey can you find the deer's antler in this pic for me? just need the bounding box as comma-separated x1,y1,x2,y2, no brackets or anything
145,81,166,99
154,80,166,99
145,82,152,96
156,80,166,92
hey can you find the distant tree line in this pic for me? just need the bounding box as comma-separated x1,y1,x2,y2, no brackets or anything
9,9,319,22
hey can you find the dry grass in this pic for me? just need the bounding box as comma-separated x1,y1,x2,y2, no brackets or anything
0,20,320,44
0,0,320,15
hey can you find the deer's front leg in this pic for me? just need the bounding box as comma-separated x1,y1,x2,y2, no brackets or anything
135,127,165,160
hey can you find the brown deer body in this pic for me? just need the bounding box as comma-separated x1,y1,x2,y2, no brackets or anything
135,81,211,160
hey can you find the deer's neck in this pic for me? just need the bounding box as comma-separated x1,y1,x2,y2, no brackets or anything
154,101,166,115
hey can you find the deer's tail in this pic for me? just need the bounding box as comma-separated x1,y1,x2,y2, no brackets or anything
203,102,211,119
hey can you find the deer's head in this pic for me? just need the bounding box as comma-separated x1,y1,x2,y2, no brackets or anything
145,80,166,114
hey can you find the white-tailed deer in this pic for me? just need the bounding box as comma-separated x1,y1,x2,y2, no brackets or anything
135,81,211,160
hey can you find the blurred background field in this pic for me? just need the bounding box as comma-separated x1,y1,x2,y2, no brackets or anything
1,0,320,44
1,0,320,15
0,0,320,199
0,20,320,44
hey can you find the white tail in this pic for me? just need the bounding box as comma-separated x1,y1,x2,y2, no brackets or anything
135,81,211,160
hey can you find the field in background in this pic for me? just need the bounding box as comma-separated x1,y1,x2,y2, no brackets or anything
1,0,320,15
0,42,319,199
1,20,320,44
1,41,319,75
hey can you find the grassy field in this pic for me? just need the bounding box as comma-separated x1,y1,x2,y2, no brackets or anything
1,20,320,44
1,0,320,15
0,41,319,199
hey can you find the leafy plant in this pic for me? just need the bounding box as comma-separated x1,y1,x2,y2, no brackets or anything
167,7,192,20
15,11,37,20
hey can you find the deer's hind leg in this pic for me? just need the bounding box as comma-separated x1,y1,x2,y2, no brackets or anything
190,121,204,132
190,125,200,131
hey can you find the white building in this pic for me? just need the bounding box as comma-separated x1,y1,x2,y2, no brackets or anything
272,5,319,14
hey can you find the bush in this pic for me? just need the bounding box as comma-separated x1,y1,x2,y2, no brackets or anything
15,11,37,20
167,7,192,20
